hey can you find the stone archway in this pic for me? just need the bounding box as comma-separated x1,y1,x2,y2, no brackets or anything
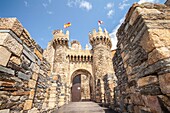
71,69,94,102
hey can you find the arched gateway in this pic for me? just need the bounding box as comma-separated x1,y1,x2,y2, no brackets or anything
71,69,94,102
44,28,116,107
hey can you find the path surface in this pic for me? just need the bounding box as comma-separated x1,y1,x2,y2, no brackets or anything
55,102,117,113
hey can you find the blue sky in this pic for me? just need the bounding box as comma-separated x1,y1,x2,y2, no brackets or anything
0,0,166,50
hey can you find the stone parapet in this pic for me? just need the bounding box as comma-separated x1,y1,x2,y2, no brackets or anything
113,3,170,113
89,27,112,49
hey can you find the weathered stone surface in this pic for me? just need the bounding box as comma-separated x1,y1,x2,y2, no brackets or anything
10,96,20,102
11,91,30,96
0,46,11,66
143,95,162,113
32,73,38,81
23,49,36,63
159,73,170,94
28,80,36,88
0,109,10,113
113,3,170,113
137,76,158,87
0,33,23,56
23,100,33,110
0,65,15,75
0,18,24,36
34,47,42,60
29,89,35,99
30,63,40,73
17,71,31,81
148,47,170,65
10,56,21,65
0,81,15,87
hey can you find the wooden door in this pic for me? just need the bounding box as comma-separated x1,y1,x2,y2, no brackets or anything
72,75,81,102
71,83,81,102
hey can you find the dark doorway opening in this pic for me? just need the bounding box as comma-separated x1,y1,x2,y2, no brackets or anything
71,75,81,102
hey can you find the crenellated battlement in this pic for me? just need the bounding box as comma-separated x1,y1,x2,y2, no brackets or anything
52,30,69,47
89,27,112,48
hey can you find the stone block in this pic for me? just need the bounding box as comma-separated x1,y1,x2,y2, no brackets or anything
0,18,24,37
12,91,30,96
10,96,20,102
0,65,15,75
0,33,23,56
28,107,38,113
0,81,15,87
32,73,38,81
23,49,36,63
0,109,10,113
34,47,42,60
29,89,35,99
10,56,21,65
140,29,170,53
17,71,31,81
23,100,33,110
159,73,170,94
137,76,158,87
28,79,36,88
148,47,170,65
30,63,40,73
143,95,162,113
158,95,170,111
0,46,11,66
129,7,140,25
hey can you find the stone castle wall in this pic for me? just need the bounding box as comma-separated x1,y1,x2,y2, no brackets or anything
0,18,52,113
113,3,170,113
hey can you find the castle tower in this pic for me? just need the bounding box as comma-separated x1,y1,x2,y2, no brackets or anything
52,30,70,107
89,27,117,103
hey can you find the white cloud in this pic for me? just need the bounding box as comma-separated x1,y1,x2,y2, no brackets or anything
105,2,114,9
105,2,114,18
24,1,28,7
43,3,48,8
79,1,92,11
119,0,130,10
67,0,92,11
119,3,130,10
110,17,125,50
47,11,53,14
138,0,159,4
107,10,114,18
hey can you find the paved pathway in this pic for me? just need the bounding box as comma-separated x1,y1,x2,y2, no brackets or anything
55,102,117,113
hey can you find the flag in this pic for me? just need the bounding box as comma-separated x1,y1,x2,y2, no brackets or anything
64,22,71,28
98,20,103,26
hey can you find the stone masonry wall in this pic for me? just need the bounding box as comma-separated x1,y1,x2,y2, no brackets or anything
113,3,170,113
0,18,52,113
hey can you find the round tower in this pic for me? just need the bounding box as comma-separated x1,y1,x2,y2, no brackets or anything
89,27,116,103
52,29,70,107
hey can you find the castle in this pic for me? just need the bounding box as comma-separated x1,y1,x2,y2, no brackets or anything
43,27,117,107
0,1,170,113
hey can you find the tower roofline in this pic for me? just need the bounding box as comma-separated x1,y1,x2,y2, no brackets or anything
89,27,112,49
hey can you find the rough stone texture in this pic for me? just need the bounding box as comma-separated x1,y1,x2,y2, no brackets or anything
0,18,24,37
0,18,51,113
89,27,117,103
0,32,23,56
0,46,11,66
159,73,170,94
113,3,170,113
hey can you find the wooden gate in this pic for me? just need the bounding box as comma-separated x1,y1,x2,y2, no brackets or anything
71,83,81,102
71,75,81,102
